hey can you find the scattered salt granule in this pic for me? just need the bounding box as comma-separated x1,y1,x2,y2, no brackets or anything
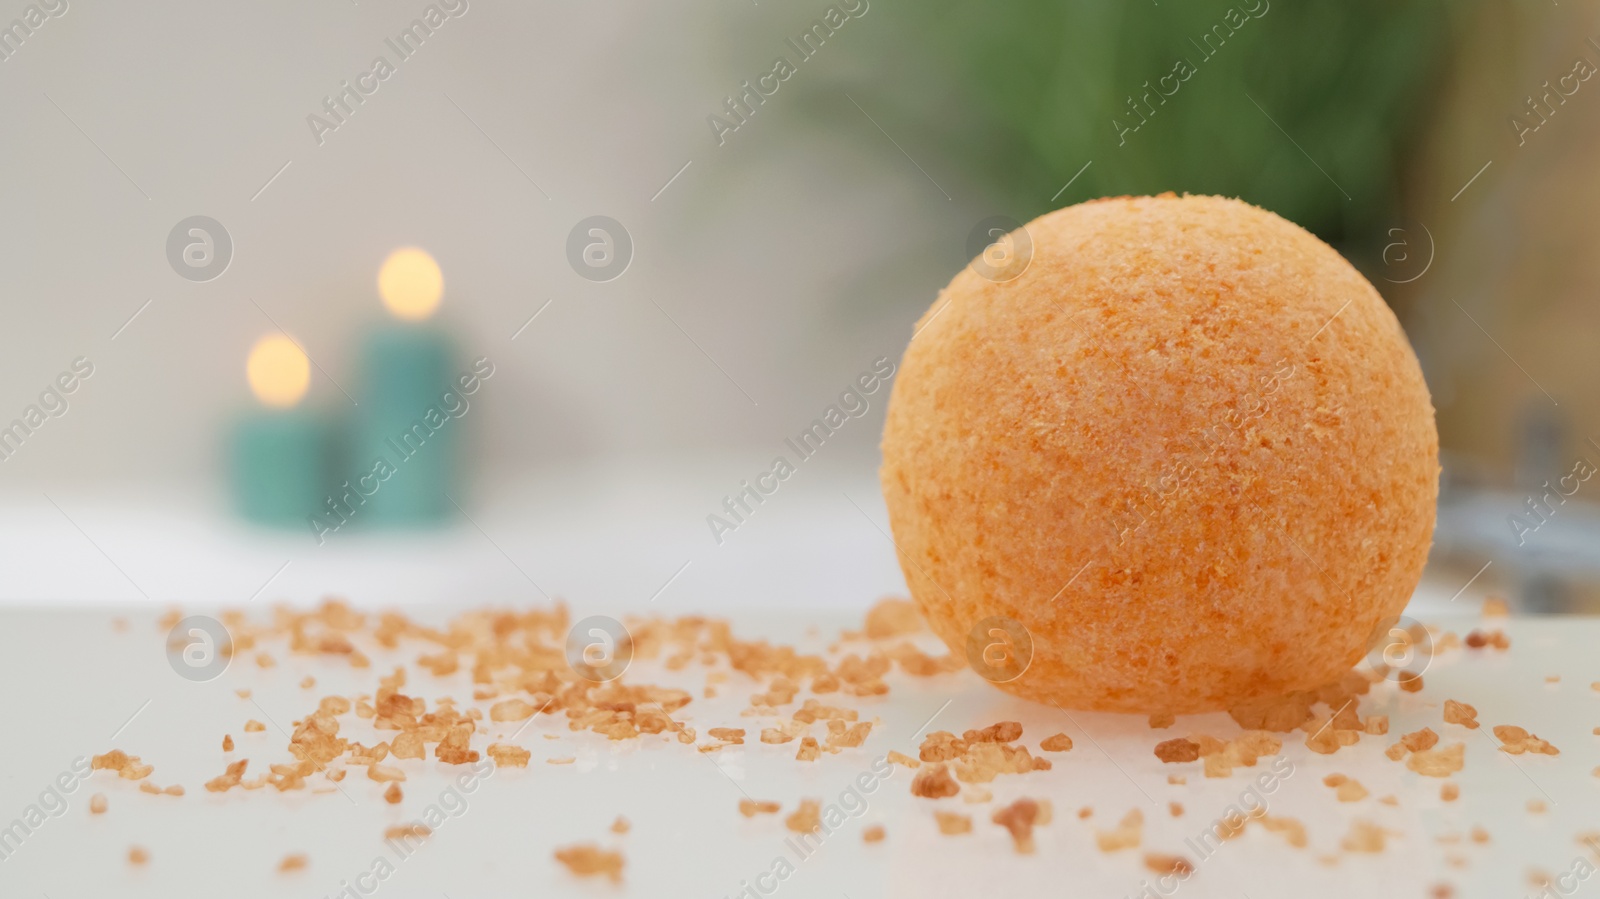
1407,744,1465,777
1096,809,1143,852
1443,701,1479,729
553,844,623,883
785,799,821,833
1154,739,1200,763
1492,725,1559,755
1145,854,1194,876
1040,733,1074,752
911,763,960,799
992,798,1044,854
935,811,972,835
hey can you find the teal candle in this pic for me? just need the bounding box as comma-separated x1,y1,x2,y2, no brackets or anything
232,334,326,528
341,246,460,528
351,321,456,526
231,408,326,527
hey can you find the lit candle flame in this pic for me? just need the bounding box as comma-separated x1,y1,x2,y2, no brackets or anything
247,334,311,408
378,247,443,321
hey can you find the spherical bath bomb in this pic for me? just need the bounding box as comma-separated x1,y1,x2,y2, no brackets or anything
880,194,1437,713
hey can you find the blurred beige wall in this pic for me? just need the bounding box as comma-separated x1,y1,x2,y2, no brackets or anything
0,0,979,489
6,0,1589,497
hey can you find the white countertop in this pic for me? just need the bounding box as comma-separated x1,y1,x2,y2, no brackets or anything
0,605,1594,899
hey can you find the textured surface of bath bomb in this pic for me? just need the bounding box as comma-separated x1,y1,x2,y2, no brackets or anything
880,194,1438,713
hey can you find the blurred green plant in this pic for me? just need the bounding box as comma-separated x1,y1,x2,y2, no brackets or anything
804,0,1468,256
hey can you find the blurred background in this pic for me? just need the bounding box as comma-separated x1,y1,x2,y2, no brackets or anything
0,0,1594,613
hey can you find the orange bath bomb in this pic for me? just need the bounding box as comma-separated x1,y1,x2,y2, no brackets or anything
880,194,1437,713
